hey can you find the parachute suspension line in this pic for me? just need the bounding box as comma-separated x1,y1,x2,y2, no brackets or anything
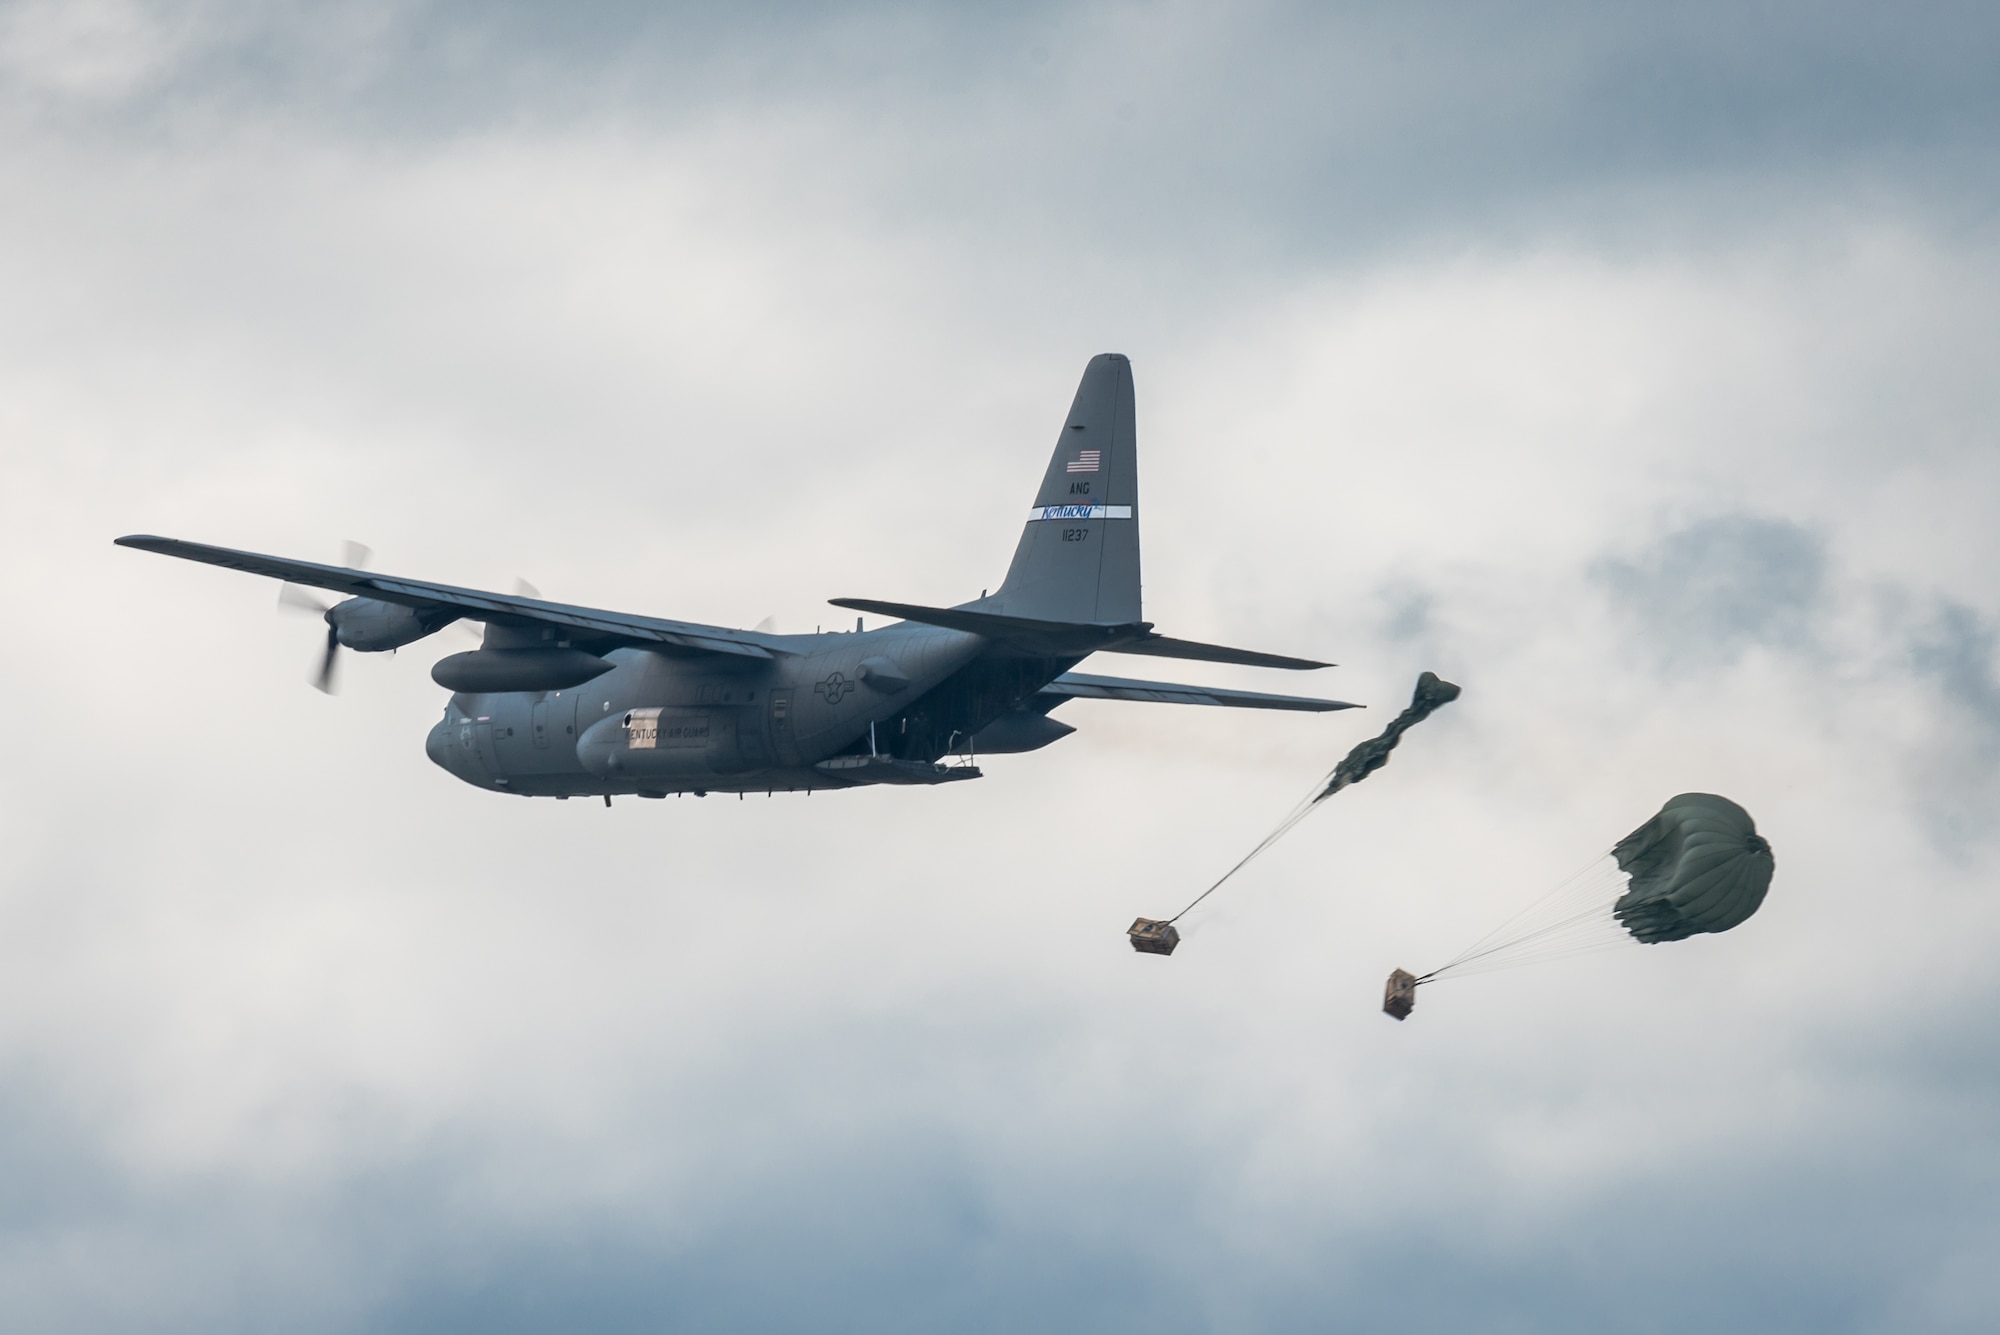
1416,854,1632,984
1420,852,1613,974
1418,879,1629,982
1417,906,1629,982
1434,931,1632,980
1420,912,1631,982
1165,781,1326,925
1146,672,1462,944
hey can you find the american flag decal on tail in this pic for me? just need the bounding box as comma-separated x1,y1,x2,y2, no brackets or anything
1066,449,1101,474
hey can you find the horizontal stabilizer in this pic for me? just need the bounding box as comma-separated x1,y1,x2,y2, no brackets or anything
829,597,1141,646
1042,672,1358,712
828,597,1329,671
1101,634,1331,671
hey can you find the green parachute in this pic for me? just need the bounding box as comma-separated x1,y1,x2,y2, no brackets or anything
1383,792,1775,1019
1611,793,1774,943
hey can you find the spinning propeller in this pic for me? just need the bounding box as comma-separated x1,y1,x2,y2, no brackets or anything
446,577,542,647
276,541,371,693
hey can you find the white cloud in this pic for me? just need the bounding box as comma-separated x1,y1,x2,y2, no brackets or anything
0,0,190,100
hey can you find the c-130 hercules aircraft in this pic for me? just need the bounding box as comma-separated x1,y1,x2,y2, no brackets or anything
118,355,1355,801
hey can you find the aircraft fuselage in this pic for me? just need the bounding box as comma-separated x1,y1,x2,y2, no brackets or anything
424,622,1080,797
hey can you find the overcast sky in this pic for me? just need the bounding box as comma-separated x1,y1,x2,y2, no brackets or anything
2,3,1998,1331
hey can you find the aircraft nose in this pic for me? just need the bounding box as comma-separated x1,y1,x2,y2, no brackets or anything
424,718,454,772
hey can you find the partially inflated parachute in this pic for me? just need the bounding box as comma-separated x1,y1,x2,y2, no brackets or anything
1611,793,1774,943
1129,672,1462,955
1385,793,1774,1018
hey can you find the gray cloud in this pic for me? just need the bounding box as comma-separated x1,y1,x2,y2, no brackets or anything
1906,599,2000,849
1913,600,2000,730
7,2,1999,268
1591,518,2000,851
1595,515,1828,666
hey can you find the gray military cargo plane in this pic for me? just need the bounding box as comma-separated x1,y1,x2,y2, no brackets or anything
117,354,1355,800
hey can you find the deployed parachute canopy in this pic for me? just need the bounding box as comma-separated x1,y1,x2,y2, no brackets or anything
1387,792,1774,1018
1611,793,1775,943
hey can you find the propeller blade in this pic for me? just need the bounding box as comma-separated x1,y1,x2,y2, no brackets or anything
513,578,541,600
342,540,373,571
752,614,779,633
313,624,341,694
277,583,332,615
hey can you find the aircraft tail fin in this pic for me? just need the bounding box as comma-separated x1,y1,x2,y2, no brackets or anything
983,353,1141,625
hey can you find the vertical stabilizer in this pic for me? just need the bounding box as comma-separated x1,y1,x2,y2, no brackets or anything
987,353,1142,625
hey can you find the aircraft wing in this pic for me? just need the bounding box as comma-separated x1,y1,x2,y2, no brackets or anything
1040,672,1359,712
114,535,781,660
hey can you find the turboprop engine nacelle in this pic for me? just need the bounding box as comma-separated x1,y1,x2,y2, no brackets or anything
330,597,453,652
